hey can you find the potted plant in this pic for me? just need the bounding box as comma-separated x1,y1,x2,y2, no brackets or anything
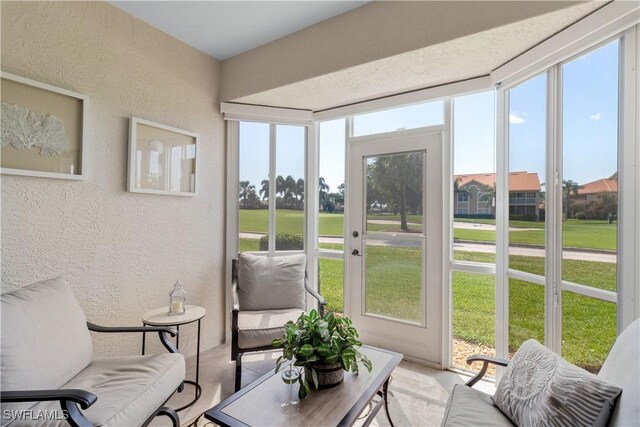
272,309,372,399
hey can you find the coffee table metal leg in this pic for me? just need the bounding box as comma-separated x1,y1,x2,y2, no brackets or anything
383,376,394,427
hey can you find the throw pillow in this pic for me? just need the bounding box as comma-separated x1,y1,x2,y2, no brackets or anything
492,339,622,427
237,253,306,311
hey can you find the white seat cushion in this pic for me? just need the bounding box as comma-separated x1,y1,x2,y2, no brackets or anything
15,353,185,427
238,309,304,349
442,385,514,427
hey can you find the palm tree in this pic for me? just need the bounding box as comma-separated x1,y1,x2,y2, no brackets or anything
259,179,269,200
239,180,250,205
563,179,581,220
276,175,286,197
319,177,330,205
296,178,305,208
284,175,296,207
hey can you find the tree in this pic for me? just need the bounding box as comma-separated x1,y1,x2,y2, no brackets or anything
562,180,581,220
369,154,422,231
239,180,251,205
284,175,296,207
319,177,330,206
259,179,269,200
239,180,259,208
296,178,305,207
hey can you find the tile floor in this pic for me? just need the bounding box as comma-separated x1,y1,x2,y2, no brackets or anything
151,344,496,427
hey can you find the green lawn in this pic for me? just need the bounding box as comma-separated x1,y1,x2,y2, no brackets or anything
317,249,616,373
238,210,617,372
240,209,616,250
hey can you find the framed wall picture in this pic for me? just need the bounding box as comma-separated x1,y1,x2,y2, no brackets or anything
128,117,199,196
1,72,88,180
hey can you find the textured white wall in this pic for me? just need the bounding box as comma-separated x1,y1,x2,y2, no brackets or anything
1,1,225,358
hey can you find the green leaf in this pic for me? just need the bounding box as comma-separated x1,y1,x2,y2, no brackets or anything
275,355,283,373
311,368,319,390
297,343,314,358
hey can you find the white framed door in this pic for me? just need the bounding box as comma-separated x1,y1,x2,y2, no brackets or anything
347,127,444,364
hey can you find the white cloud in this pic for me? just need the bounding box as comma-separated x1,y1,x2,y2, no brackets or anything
509,112,527,124
590,112,602,121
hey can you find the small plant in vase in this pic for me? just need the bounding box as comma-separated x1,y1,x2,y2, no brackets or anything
272,309,372,399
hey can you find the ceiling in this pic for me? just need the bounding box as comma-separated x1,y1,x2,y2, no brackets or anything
110,1,368,60
233,2,602,111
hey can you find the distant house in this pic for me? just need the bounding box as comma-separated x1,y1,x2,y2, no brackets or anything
454,171,541,219
577,173,618,202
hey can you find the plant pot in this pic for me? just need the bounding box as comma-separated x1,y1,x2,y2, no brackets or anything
305,362,344,388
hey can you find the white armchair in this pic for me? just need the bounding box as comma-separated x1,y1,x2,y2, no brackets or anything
0,277,186,427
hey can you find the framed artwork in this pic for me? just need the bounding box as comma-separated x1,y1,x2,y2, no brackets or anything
1,72,88,180
128,117,199,196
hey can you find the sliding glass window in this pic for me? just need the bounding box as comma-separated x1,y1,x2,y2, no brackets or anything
560,40,619,372
237,121,307,254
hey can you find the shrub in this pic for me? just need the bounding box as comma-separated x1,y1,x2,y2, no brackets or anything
259,233,304,251
574,212,586,220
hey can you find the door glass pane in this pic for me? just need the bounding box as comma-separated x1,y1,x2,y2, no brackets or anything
509,278,544,358
561,291,616,373
452,272,496,376
508,73,546,275
365,152,423,234
364,239,423,323
561,40,619,291
319,258,344,314
319,119,345,246
453,91,496,263
353,100,443,137
275,125,305,251
238,122,269,251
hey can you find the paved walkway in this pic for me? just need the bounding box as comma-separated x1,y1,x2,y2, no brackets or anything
239,232,616,263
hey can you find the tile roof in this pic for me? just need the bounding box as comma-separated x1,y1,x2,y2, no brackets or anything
577,177,618,195
454,171,541,192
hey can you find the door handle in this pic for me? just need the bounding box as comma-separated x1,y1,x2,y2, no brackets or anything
351,249,361,257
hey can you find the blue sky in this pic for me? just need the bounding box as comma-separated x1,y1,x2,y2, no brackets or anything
240,39,619,193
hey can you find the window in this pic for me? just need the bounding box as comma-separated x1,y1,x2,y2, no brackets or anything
560,40,619,371
353,100,443,137
318,119,346,313
237,121,307,254
275,125,305,250
452,90,496,263
238,122,270,252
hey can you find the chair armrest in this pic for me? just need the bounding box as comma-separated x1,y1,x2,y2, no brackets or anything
465,355,510,387
232,279,240,313
1,389,97,410
304,272,326,315
232,258,240,312
87,322,179,354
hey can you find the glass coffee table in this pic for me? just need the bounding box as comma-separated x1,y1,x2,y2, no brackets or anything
204,346,402,427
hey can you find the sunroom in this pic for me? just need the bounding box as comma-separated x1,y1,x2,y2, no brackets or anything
1,1,639,426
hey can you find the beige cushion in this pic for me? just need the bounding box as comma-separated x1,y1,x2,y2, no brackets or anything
237,253,306,311
238,309,304,349
442,385,514,427
598,318,640,427
13,353,185,427
1,277,93,416
492,339,621,427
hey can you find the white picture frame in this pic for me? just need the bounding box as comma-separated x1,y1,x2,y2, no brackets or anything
1,72,89,180
127,117,199,196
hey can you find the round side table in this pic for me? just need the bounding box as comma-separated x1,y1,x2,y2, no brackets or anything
142,305,206,411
